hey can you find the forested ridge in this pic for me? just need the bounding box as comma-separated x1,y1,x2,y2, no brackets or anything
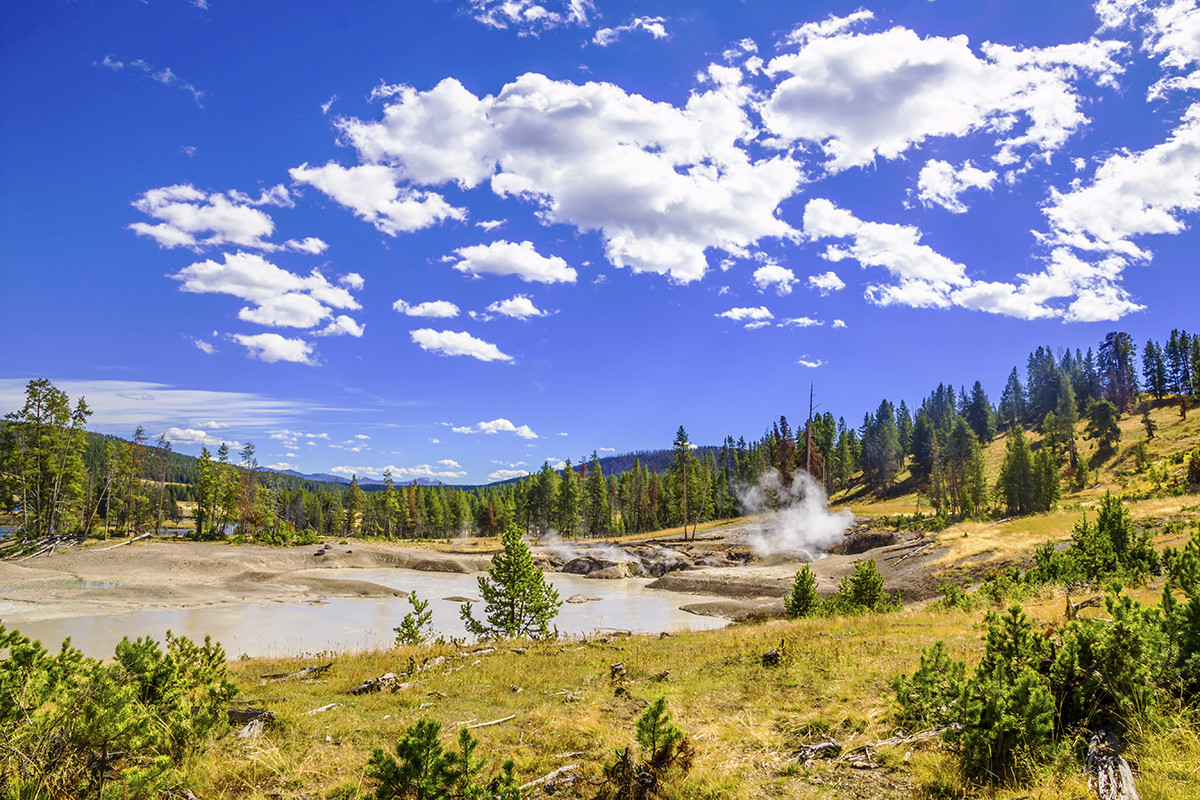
3,327,1199,544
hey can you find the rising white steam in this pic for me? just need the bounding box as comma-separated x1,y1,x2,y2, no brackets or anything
740,469,854,559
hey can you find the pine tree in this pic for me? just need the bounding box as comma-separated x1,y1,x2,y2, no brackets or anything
555,460,580,536
1143,339,1168,400
998,367,1027,430
965,381,996,443
584,452,611,537
1085,398,1121,457
0,379,92,538
461,524,561,639
1098,331,1139,412
997,426,1035,516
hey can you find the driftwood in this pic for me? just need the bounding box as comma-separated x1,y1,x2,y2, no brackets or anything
1067,595,1103,620
793,726,956,765
465,714,516,730
1086,728,1140,800
97,532,152,551
237,718,267,740
227,707,276,726
349,673,414,695
261,662,333,681
519,764,579,792
305,702,342,716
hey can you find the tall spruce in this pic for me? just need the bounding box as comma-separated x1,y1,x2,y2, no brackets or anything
1097,331,1139,412
998,367,1027,430
1143,339,1168,400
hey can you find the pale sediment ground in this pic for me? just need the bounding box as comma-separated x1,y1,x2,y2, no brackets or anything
0,541,493,624
0,522,948,628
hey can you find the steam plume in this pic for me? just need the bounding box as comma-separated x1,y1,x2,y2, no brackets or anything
740,469,854,559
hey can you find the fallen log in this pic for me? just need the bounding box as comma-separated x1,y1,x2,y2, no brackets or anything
349,673,414,695
261,662,333,681
97,532,152,551
305,702,343,716
1067,595,1103,620
1086,728,1140,800
466,714,516,730
519,764,579,792
227,707,276,726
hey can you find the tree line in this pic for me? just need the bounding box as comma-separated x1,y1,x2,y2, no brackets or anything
2,327,1197,541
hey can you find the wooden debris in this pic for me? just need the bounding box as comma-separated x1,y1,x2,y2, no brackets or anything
227,707,276,726
519,764,579,792
793,740,841,761
793,726,955,766
610,662,626,680
651,670,671,682
761,649,782,667
304,703,342,716
1086,728,1140,800
97,532,152,551
465,714,516,730
237,718,267,740
261,662,333,681
349,673,414,695
1067,595,1103,620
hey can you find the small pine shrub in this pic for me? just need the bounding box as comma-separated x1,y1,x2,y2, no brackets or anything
824,558,899,615
364,718,521,800
783,565,820,619
394,592,435,646
0,627,237,798
599,697,693,800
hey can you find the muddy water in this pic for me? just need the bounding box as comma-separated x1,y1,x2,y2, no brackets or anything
8,568,730,658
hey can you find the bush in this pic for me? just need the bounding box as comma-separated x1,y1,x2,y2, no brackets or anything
895,570,1200,788
394,592,435,646
364,717,521,800
824,558,899,615
783,565,820,619
599,697,693,800
0,627,237,798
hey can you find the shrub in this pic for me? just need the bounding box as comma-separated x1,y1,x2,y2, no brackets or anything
932,579,977,612
599,697,693,800
394,591,435,646
783,565,820,619
0,627,237,798
824,558,899,615
364,718,521,800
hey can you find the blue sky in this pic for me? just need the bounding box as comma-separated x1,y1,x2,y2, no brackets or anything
2,0,1198,484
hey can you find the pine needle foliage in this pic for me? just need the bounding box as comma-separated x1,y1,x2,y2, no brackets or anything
461,524,561,639
0,627,236,799
783,564,819,619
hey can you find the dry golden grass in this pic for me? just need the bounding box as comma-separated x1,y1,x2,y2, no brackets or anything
187,576,1200,800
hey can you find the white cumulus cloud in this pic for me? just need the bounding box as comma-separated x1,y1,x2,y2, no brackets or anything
330,71,803,283
807,270,846,295
916,159,998,213
752,264,799,295
232,333,318,365
593,16,669,47
289,162,465,236
129,184,325,253
394,299,461,318
762,24,1126,171
453,418,538,439
451,240,576,283
171,251,363,334
410,329,513,362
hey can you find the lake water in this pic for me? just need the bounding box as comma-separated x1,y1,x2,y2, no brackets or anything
6,568,731,658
